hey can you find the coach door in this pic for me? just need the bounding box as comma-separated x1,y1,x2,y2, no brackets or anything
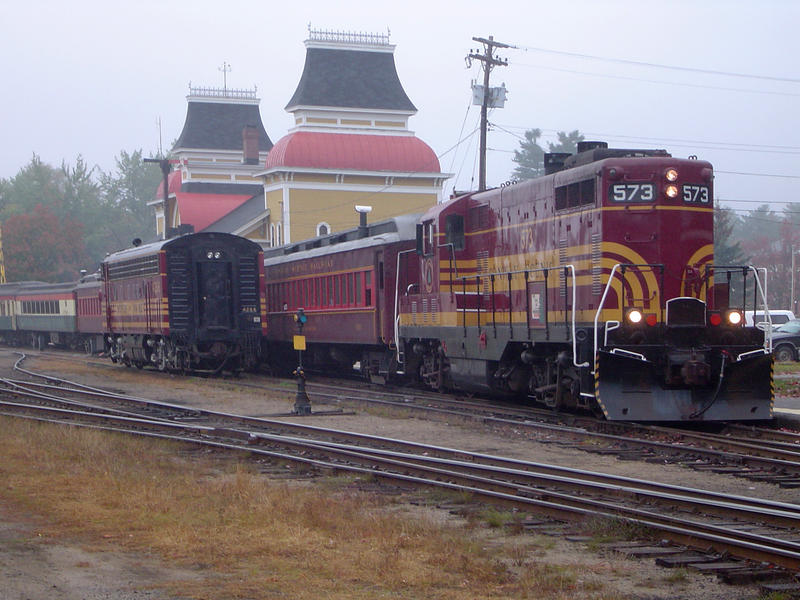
374,250,383,340
197,261,233,329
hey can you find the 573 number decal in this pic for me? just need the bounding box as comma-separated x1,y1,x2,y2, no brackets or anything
683,185,710,204
610,183,654,202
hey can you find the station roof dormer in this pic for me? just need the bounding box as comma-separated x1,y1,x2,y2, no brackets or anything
286,28,417,132
174,86,273,153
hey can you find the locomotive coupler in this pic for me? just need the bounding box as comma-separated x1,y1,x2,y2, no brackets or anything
666,349,711,386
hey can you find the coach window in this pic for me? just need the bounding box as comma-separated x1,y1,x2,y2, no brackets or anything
365,271,372,306
355,272,362,305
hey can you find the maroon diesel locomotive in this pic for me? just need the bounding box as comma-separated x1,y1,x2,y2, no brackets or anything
398,143,772,421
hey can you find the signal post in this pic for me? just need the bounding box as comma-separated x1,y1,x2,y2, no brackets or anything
292,308,311,415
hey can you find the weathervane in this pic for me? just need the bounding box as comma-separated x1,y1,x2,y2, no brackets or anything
219,61,232,94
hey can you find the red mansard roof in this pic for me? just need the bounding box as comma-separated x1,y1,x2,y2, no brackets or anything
265,131,441,173
175,193,252,232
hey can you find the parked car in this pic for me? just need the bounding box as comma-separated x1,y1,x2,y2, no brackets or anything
771,320,800,361
745,310,796,331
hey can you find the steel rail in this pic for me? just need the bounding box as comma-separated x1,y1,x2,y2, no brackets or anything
3,399,800,571
5,364,800,518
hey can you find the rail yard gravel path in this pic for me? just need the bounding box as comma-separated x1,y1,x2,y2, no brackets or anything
2,349,798,599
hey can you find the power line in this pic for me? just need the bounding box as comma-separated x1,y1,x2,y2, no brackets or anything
494,124,800,153
513,61,800,98
513,44,800,84
717,170,800,180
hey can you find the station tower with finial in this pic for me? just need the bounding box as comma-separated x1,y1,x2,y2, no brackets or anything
259,27,449,245
150,73,274,241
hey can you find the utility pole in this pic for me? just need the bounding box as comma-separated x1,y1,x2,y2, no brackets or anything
0,222,6,283
144,158,172,239
467,36,510,191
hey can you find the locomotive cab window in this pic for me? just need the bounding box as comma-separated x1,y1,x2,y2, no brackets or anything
555,179,596,210
445,214,465,251
417,220,435,256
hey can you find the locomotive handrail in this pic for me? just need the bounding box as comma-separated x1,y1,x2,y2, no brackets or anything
592,263,624,374
452,265,584,367
566,264,591,369
394,248,418,367
437,243,458,293
704,264,772,354
747,265,772,354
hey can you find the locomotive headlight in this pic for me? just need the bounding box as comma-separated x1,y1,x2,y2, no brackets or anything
627,309,643,324
207,251,214,259
665,168,679,182
665,184,679,199
214,251,221,259
726,310,743,326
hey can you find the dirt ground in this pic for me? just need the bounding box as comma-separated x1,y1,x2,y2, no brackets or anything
1,349,796,599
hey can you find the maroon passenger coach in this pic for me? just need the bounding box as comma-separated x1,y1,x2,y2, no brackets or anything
263,214,420,382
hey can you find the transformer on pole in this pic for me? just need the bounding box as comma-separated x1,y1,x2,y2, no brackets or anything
467,35,511,191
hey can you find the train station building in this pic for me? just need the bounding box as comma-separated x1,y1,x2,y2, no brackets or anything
152,28,448,245
149,86,273,241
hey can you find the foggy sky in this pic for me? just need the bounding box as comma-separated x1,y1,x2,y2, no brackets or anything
2,0,797,219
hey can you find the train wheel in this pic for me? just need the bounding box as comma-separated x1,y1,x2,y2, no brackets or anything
155,342,168,372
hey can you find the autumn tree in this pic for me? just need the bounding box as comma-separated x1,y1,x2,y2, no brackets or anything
98,149,162,250
4,204,87,281
0,151,160,281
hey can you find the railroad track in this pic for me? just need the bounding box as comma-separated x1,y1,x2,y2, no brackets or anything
3,353,800,588
12,349,800,488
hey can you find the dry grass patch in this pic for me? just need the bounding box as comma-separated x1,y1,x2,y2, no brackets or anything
0,417,622,599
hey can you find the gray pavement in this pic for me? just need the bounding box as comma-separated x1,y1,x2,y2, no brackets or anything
774,396,800,427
